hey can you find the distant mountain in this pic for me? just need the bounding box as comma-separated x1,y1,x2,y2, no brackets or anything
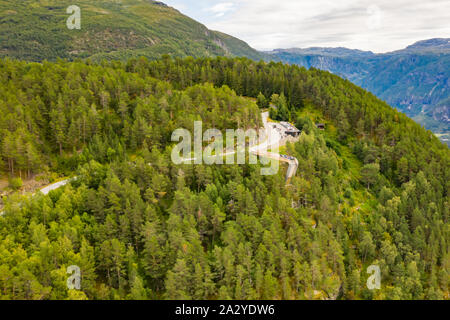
267,39,450,145
0,0,264,61
400,38,450,54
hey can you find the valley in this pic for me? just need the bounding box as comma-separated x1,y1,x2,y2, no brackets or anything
267,39,450,145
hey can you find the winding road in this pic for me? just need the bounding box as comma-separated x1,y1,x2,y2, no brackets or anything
39,179,71,195
181,111,299,182
1,113,300,217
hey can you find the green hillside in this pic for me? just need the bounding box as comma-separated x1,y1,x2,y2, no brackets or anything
0,57,448,300
0,0,263,61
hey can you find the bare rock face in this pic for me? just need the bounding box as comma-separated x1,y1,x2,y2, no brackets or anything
151,1,168,7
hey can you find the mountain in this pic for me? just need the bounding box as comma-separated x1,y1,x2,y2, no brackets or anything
1,0,448,146
400,38,450,54
0,0,448,302
267,39,450,145
0,0,263,61
0,57,448,300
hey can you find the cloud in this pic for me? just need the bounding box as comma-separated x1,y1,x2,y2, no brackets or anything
366,5,383,30
205,2,235,17
199,0,450,52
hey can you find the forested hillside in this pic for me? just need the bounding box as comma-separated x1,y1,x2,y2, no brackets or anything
0,57,448,300
0,0,263,61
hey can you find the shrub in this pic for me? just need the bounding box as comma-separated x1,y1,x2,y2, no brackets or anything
9,177,23,191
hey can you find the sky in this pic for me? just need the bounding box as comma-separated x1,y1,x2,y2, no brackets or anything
162,0,450,53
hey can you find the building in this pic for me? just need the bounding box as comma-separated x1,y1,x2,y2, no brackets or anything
280,122,301,137
316,123,325,130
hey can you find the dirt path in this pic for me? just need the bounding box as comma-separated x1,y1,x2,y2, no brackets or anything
0,178,8,190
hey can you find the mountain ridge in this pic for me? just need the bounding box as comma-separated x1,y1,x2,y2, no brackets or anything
266,38,450,56
267,39,450,145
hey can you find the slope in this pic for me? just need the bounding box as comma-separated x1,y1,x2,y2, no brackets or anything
0,56,448,300
0,0,264,62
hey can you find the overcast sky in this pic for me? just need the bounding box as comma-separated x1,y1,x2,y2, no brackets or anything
162,0,450,53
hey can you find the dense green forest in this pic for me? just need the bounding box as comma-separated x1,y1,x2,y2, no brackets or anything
0,56,448,300
0,0,263,62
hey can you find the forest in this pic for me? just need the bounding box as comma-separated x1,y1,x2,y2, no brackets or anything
0,56,448,300
0,0,263,62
